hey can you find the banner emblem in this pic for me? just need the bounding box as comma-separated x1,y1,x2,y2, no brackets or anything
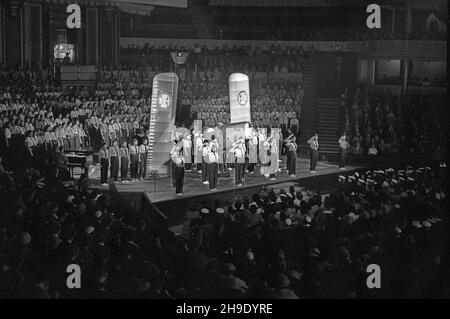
238,91,248,106
158,93,170,108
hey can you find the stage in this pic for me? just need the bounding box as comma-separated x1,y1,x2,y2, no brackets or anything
89,157,363,226
112,158,358,202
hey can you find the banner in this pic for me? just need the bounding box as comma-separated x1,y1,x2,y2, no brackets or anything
147,73,179,175
229,73,251,124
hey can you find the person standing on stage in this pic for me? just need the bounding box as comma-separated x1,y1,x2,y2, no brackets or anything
285,129,297,177
182,133,193,172
207,136,219,191
202,140,209,184
109,141,120,183
171,144,185,196
170,138,179,188
194,132,203,173
307,133,319,173
268,134,279,180
120,141,130,182
129,138,139,181
247,128,258,174
99,143,110,186
338,132,348,169
231,137,246,186
138,138,148,180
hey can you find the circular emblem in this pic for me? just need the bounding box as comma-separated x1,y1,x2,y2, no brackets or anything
237,90,248,106
158,93,170,108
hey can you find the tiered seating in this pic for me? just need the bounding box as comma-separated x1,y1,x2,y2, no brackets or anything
120,7,196,38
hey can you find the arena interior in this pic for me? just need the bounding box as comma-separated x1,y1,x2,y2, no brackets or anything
0,0,448,299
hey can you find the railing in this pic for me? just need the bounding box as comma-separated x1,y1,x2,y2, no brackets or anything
120,38,447,59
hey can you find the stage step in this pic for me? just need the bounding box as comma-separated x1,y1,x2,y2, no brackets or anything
316,97,343,154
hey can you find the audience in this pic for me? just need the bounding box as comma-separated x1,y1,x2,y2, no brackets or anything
342,87,447,159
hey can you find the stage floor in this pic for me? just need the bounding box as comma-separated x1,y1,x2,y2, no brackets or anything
96,158,361,203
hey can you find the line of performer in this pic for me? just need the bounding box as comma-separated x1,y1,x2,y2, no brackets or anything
169,125,301,196
98,124,351,196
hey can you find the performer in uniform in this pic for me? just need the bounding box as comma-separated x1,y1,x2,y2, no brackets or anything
268,133,279,180
307,133,319,173
247,128,258,174
109,141,120,182
171,143,185,196
120,141,130,182
129,138,139,181
202,140,209,184
182,133,193,172
230,137,246,186
194,132,203,173
170,138,179,188
138,137,148,180
338,132,348,169
99,143,110,185
285,129,297,177
207,137,219,191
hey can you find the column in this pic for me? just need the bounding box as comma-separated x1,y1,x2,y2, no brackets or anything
86,7,99,65
5,0,22,68
23,3,43,68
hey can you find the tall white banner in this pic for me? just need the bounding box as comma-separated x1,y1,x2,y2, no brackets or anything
229,73,251,124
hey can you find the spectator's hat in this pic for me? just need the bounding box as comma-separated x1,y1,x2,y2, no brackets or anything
200,208,209,214
412,220,423,228
391,179,398,184
348,212,357,224
338,175,345,181
407,177,415,182
246,250,255,261
358,178,365,184
425,166,432,171
85,226,95,235
305,216,312,223
285,218,292,226
348,175,356,181
224,263,236,272
354,172,360,178
310,247,321,257
94,210,102,218
394,226,402,234
422,221,432,228
216,207,225,214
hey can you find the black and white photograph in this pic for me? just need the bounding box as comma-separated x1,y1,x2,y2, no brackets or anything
0,0,448,306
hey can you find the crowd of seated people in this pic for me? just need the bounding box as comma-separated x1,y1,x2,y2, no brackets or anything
341,87,447,160
375,75,402,85
166,165,447,298
265,26,447,41
182,75,302,135
0,67,152,167
408,75,447,87
0,154,167,298
1,142,446,299
121,43,311,74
